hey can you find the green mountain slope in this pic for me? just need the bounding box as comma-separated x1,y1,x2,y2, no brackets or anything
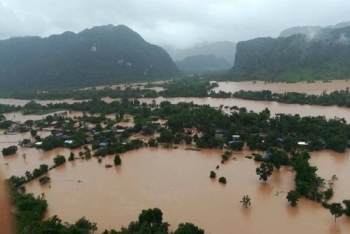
0,25,178,90
231,26,350,82
176,54,231,73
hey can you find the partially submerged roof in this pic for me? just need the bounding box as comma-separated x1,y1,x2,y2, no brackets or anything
64,140,73,144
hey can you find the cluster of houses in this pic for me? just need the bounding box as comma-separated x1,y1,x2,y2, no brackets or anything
5,120,29,134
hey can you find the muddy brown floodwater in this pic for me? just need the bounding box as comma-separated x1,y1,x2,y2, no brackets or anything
212,80,350,95
2,82,350,233
15,148,350,234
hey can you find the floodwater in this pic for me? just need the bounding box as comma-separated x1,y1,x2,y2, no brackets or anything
7,146,349,234
212,80,350,95
134,97,350,122
4,96,350,122
2,82,350,233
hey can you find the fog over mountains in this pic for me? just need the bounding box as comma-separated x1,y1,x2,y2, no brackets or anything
232,25,350,82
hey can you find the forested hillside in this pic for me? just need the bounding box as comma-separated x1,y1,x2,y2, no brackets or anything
0,25,178,91
231,26,350,82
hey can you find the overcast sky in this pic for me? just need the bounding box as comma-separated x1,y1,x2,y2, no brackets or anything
1,0,349,48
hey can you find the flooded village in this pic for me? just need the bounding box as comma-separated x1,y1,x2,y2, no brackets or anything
2,81,350,233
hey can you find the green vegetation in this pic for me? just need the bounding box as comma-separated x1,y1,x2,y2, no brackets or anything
114,154,122,166
2,145,18,156
256,163,273,182
0,104,21,114
210,171,216,178
233,88,350,108
39,176,51,185
0,25,178,91
6,98,350,154
329,203,344,222
240,195,251,208
292,152,325,202
221,151,232,162
286,190,301,207
53,155,66,167
230,26,350,82
218,177,227,184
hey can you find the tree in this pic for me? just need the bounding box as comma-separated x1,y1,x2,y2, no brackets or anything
114,155,121,166
138,208,163,227
240,195,251,208
53,155,66,167
148,138,158,147
68,152,75,161
286,190,300,207
218,177,227,184
25,171,33,181
342,200,350,217
210,171,216,178
329,203,343,222
268,148,290,171
174,223,205,234
256,163,273,182
39,176,51,185
30,129,38,137
2,145,18,156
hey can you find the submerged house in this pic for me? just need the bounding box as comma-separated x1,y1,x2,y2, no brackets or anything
99,142,108,148
64,140,73,145
55,132,64,137
215,129,224,138
297,141,308,146
232,135,241,140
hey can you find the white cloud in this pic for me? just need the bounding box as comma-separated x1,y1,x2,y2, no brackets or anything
0,0,349,48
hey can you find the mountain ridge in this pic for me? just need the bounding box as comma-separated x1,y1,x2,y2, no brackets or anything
231,26,350,82
0,24,178,91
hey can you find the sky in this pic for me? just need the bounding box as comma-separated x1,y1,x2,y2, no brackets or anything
0,0,350,48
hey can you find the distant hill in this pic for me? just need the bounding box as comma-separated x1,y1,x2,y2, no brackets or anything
231,26,350,82
175,54,231,73
279,21,350,38
164,41,236,65
0,25,178,91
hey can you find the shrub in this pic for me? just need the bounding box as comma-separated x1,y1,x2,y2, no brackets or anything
114,155,122,166
324,188,334,201
219,177,227,184
2,146,18,156
210,171,216,178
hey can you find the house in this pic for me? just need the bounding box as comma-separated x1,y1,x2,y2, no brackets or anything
51,121,58,126
228,140,239,145
55,132,64,137
215,129,224,138
86,126,95,131
297,141,308,146
263,152,271,159
277,138,284,142
99,142,108,147
116,129,125,134
64,140,73,145
184,128,194,134
232,135,240,140
85,136,94,143
35,142,43,146
320,139,328,148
